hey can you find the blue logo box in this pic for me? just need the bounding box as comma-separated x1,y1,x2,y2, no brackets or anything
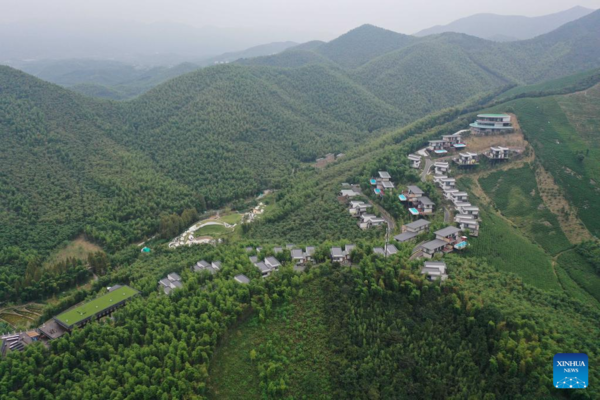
554,353,588,389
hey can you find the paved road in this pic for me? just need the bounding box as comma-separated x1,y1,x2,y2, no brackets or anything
421,158,433,182
443,205,452,223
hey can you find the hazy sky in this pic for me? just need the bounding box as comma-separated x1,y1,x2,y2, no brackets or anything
2,0,599,39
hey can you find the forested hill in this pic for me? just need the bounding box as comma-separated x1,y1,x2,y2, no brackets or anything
0,66,201,254
0,62,406,261
2,9,600,286
247,9,600,85
415,6,594,41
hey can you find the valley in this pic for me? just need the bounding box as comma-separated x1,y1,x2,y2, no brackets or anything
1,9,600,399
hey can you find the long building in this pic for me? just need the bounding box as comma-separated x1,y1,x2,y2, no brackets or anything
470,114,513,135
52,285,140,331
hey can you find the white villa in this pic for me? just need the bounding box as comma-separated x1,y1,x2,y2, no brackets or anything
421,261,448,281
470,114,513,135
408,154,422,169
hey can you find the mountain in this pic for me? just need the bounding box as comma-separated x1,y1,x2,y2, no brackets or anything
10,59,201,100
415,6,594,41
8,42,299,100
0,19,320,65
0,62,407,260
312,24,417,68
3,10,600,261
199,41,298,65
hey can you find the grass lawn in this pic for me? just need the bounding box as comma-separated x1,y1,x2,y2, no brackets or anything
217,213,243,225
195,224,232,237
479,165,571,255
208,280,336,399
55,286,139,327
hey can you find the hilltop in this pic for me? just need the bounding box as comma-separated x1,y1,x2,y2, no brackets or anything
415,6,594,41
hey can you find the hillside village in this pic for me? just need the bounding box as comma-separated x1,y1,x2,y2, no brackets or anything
1,113,528,355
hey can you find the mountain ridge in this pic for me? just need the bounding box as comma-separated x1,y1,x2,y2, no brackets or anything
415,6,594,41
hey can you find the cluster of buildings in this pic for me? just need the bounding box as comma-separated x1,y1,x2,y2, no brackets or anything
329,243,398,265
433,167,480,236
420,226,466,258
399,185,435,216
427,130,468,155
251,256,282,277
159,273,183,295
393,217,466,259
346,197,386,231
370,171,395,196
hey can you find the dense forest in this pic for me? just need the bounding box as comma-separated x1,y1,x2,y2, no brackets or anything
0,245,598,398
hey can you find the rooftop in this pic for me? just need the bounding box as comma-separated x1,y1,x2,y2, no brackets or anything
340,189,358,197
477,113,510,118
404,219,430,230
408,154,421,161
419,196,435,206
291,249,304,259
386,244,398,255
407,185,424,195
255,261,270,273
234,274,250,284
435,226,461,237
378,171,391,179
331,247,345,257
265,256,281,267
424,261,447,269
55,286,139,328
421,239,448,251
394,231,418,242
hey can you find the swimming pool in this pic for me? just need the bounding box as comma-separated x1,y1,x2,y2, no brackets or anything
370,179,377,185
374,188,382,195
454,241,468,250
398,194,407,201
408,208,419,216
434,150,448,154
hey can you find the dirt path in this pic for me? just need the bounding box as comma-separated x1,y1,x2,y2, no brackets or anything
534,165,592,244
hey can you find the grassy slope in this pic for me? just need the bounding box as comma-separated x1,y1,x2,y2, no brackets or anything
496,89,600,237
208,279,336,399
557,250,600,304
479,166,571,255
459,178,561,292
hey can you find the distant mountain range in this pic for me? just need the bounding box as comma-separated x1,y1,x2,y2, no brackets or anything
8,42,299,100
0,19,318,65
415,6,594,41
3,8,600,254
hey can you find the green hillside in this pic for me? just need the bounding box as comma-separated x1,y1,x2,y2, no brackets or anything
314,24,417,68
2,246,598,398
2,18,600,396
497,85,600,237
